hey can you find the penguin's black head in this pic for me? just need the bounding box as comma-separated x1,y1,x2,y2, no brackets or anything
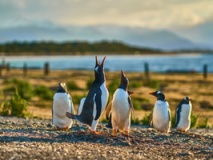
94,56,106,82
56,82,68,93
149,90,165,101
181,97,191,104
119,70,129,91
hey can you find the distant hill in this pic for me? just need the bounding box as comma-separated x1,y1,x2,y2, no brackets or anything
0,24,211,51
0,41,161,55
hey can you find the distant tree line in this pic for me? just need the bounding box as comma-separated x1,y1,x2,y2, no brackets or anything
0,41,161,55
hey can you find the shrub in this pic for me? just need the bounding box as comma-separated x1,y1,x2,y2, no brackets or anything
108,79,120,94
34,85,53,101
143,80,159,89
141,113,152,125
132,100,141,110
131,117,141,125
0,90,28,117
10,92,28,117
67,81,81,90
129,81,142,88
191,113,199,128
3,78,33,100
197,118,209,128
199,101,213,110
0,101,11,116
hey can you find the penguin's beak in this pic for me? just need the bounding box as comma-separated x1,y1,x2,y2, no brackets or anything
101,56,106,67
128,91,134,95
149,92,156,96
121,70,125,77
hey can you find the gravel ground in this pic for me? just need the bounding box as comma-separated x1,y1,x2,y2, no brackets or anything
0,116,212,160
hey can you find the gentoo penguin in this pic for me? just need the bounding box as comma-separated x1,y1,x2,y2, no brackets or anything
175,97,192,132
111,70,134,136
66,56,109,134
105,90,133,128
52,82,75,130
149,90,171,133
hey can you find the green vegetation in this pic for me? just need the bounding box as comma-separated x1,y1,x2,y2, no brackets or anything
67,81,81,90
141,114,152,125
108,79,120,94
34,85,53,101
3,78,33,100
0,41,160,55
3,78,53,101
0,90,28,117
143,79,159,89
191,113,199,128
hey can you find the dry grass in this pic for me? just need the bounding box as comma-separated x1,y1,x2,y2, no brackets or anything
0,69,213,126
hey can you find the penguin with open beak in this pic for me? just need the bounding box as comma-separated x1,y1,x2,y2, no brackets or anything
111,70,134,136
175,97,192,132
149,90,171,133
66,56,109,134
52,82,75,130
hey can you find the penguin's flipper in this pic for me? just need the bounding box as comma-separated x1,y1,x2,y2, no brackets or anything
66,112,76,119
149,111,153,127
128,96,135,120
168,108,171,123
175,103,182,127
105,101,112,120
71,102,75,114
94,90,102,120
52,104,53,124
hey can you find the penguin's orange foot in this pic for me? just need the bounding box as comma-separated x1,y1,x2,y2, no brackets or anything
112,129,117,136
56,126,69,131
123,131,130,137
90,131,102,135
177,128,186,132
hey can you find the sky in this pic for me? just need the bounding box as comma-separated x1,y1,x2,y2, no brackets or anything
1,0,213,30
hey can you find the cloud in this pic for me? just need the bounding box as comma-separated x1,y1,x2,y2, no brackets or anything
0,0,213,29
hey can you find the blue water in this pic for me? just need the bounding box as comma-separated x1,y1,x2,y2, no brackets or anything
3,54,213,73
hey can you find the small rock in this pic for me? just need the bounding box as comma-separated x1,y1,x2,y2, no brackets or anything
47,123,52,128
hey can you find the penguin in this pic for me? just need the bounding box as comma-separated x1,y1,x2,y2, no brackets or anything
66,56,109,134
105,90,133,129
149,90,171,133
175,97,192,132
111,70,134,136
77,97,86,115
52,82,75,130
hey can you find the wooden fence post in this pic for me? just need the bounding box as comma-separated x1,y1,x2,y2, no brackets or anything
44,62,50,76
203,64,207,79
144,62,149,81
6,63,10,73
0,65,2,77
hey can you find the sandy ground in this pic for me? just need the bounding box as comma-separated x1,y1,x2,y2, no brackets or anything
0,116,212,160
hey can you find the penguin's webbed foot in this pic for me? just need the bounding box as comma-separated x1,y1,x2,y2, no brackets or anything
111,129,117,136
122,131,130,137
90,131,102,135
56,126,69,131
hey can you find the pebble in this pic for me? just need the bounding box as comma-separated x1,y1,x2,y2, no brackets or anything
0,117,212,159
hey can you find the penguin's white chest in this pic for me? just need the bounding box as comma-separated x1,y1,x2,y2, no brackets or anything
177,104,192,130
99,82,109,113
153,100,170,132
52,93,73,129
111,89,130,131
